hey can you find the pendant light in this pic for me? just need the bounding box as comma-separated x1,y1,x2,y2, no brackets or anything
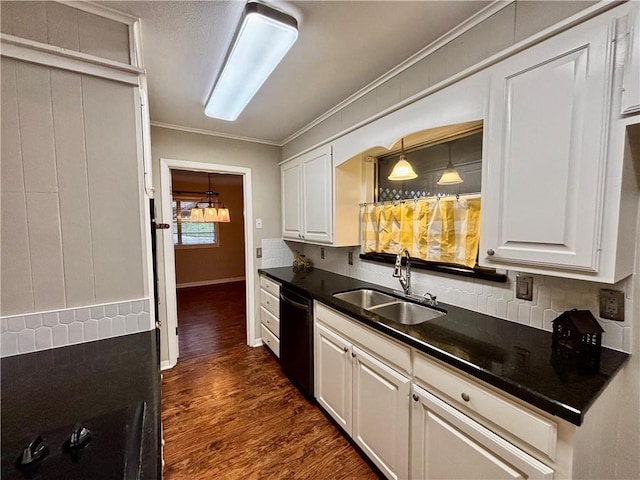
190,205,204,222
388,138,417,181
437,142,463,185
217,207,231,223
184,173,231,223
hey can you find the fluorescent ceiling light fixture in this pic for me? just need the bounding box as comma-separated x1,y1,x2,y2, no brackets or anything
204,2,298,121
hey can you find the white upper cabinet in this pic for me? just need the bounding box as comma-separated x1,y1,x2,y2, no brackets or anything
620,7,640,115
301,146,333,243
281,159,302,239
282,144,363,246
481,4,639,282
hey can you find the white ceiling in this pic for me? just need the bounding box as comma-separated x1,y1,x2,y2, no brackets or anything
105,1,491,145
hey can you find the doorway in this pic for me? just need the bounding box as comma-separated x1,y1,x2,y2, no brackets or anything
172,170,245,358
158,158,256,369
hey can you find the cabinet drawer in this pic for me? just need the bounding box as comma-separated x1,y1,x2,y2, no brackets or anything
315,302,411,375
414,353,557,459
260,289,279,317
260,276,280,297
260,306,280,338
261,324,280,358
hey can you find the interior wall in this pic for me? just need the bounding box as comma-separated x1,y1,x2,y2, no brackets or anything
0,57,145,316
151,126,281,364
172,174,245,286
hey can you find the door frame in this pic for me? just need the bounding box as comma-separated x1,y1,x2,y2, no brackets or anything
159,157,256,369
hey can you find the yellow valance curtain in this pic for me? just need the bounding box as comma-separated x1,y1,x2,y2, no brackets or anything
361,195,481,269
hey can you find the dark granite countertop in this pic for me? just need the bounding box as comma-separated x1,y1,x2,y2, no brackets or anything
1,331,160,479
260,267,629,426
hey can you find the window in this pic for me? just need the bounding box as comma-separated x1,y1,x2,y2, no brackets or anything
172,200,218,246
376,130,483,202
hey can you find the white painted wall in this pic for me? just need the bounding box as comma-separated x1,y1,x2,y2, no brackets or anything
150,126,281,363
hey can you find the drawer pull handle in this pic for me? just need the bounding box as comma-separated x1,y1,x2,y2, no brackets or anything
487,249,495,256
266,300,270,305
351,352,356,358
412,394,419,402
343,347,348,353
461,392,470,402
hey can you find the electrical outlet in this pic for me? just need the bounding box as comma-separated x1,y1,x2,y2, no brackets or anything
515,275,533,301
321,247,325,259
348,251,353,265
256,247,262,258
599,289,625,321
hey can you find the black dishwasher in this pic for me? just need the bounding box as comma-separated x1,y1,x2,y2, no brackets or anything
279,287,314,398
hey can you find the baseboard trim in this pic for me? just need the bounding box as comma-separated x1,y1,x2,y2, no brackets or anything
160,360,176,371
176,277,245,289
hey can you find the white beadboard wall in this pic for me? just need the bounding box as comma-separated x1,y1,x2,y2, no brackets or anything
261,239,633,353
0,298,151,358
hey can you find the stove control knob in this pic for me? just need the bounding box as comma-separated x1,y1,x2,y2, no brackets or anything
19,435,49,466
68,424,92,449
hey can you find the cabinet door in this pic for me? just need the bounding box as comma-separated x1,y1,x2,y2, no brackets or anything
281,159,302,240
315,323,352,434
481,20,612,272
411,385,554,480
620,7,640,115
352,346,410,480
301,145,333,244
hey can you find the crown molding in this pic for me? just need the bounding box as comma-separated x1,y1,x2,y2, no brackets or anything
281,0,513,146
150,122,282,147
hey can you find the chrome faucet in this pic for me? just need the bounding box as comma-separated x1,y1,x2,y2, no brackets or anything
393,248,411,295
423,292,438,307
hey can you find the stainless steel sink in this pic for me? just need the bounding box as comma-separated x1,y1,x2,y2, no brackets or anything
368,301,446,325
333,289,398,309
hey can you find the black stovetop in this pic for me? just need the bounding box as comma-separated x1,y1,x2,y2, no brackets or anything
2,402,145,480
1,332,160,479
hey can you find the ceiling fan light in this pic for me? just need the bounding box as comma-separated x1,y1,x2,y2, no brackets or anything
217,208,231,223
203,206,219,222
204,3,298,121
388,156,418,181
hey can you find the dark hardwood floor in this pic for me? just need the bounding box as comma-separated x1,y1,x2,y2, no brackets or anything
176,282,247,359
162,282,379,479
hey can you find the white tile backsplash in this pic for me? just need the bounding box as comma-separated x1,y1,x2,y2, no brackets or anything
26,314,44,329
298,243,634,353
261,238,295,268
18,329,35,353
52,324,68,347
0,298,152,357
83,320,99,341
35,327,52,349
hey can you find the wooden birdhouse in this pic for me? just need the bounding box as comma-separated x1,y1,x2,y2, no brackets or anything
552,309,603,370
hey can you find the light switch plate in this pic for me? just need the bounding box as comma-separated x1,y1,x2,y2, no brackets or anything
515,275,533,301
599,289,625,321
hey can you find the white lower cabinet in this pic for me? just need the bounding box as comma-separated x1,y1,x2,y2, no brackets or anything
314,302,565,479
352,346,410,480
259,275,280,357
411,384,554,480
315,320,410,480
316,323,352,432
